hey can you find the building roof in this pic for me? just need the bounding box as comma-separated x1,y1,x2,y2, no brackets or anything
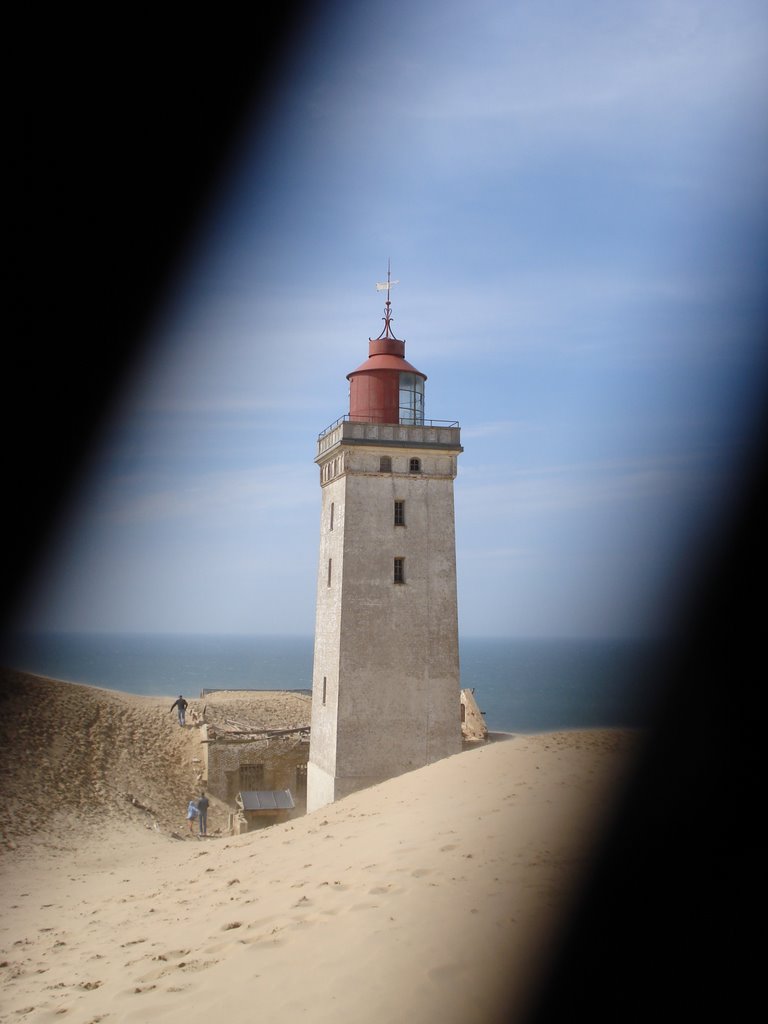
347,353,426,379
200,690,311,734
237,790,295,811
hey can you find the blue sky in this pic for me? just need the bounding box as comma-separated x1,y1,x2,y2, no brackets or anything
13,0,768,638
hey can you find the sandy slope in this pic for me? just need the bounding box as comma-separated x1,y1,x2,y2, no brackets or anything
0,670,222,844
0,670,642,1024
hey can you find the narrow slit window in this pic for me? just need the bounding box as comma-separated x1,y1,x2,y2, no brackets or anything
327,558,332,587
394,557,405,584
330,502,334,531
409,457,421,473
394,499,405,526
322,676,327,705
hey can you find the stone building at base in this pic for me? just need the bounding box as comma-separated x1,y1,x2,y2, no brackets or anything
460,688,489,747
231,789,296,834
198,690,311,815
195,687,486,831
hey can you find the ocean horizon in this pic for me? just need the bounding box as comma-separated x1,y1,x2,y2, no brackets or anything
0,631,665,734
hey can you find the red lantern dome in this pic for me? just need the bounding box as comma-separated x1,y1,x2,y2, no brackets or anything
347,267,426,426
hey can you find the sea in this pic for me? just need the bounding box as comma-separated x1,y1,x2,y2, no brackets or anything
0,632,666,734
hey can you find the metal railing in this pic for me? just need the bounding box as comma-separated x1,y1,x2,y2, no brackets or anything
318,413,460,442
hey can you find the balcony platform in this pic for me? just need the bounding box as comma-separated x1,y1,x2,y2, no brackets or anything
317,416,462,457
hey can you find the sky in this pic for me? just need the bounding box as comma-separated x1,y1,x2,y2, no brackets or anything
12,0,768,639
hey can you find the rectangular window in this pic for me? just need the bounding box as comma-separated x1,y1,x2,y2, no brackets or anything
330,502,334,531
394,499,405,526
239,764,265,790
394,557,405,584
327,558,332,587
380,455,392,472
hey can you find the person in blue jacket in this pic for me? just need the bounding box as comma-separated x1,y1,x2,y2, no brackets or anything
186,798,199,833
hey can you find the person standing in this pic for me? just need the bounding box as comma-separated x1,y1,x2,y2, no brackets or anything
186,798,199,833
197,792,209,836
170,695,188,726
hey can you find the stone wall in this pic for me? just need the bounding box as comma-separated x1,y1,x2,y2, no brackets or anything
309,434,463,812
460,688,489,746
201,728,309,812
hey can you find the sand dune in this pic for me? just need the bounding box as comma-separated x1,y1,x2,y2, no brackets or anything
0,670,641,1024
0,669,228,845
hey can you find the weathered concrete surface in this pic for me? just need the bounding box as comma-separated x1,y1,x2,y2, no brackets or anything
308,434,463,812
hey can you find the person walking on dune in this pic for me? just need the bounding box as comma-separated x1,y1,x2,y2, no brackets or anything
197,792,209,836
170,694,188,727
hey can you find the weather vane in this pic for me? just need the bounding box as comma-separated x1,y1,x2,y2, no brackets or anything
374,259,400,340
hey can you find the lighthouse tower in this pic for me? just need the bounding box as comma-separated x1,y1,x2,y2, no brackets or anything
307,270,463,813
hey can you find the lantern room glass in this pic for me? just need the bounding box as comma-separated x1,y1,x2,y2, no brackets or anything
399,372,424,425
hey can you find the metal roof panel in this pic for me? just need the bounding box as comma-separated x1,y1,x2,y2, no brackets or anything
238,789,295,811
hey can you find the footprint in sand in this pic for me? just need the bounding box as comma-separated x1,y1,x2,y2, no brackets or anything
146,949,190,965
243,929,287,949
136,956,220,984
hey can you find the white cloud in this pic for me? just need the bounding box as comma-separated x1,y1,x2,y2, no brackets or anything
460,419,537,440
457,451,722,518
84,465,316,526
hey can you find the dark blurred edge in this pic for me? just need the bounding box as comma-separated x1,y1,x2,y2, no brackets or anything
6,9,768,1022
6,6,323,630
518,414,767,1022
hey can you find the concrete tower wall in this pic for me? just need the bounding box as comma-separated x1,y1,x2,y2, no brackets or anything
308,438,462,811
308,472,346,809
